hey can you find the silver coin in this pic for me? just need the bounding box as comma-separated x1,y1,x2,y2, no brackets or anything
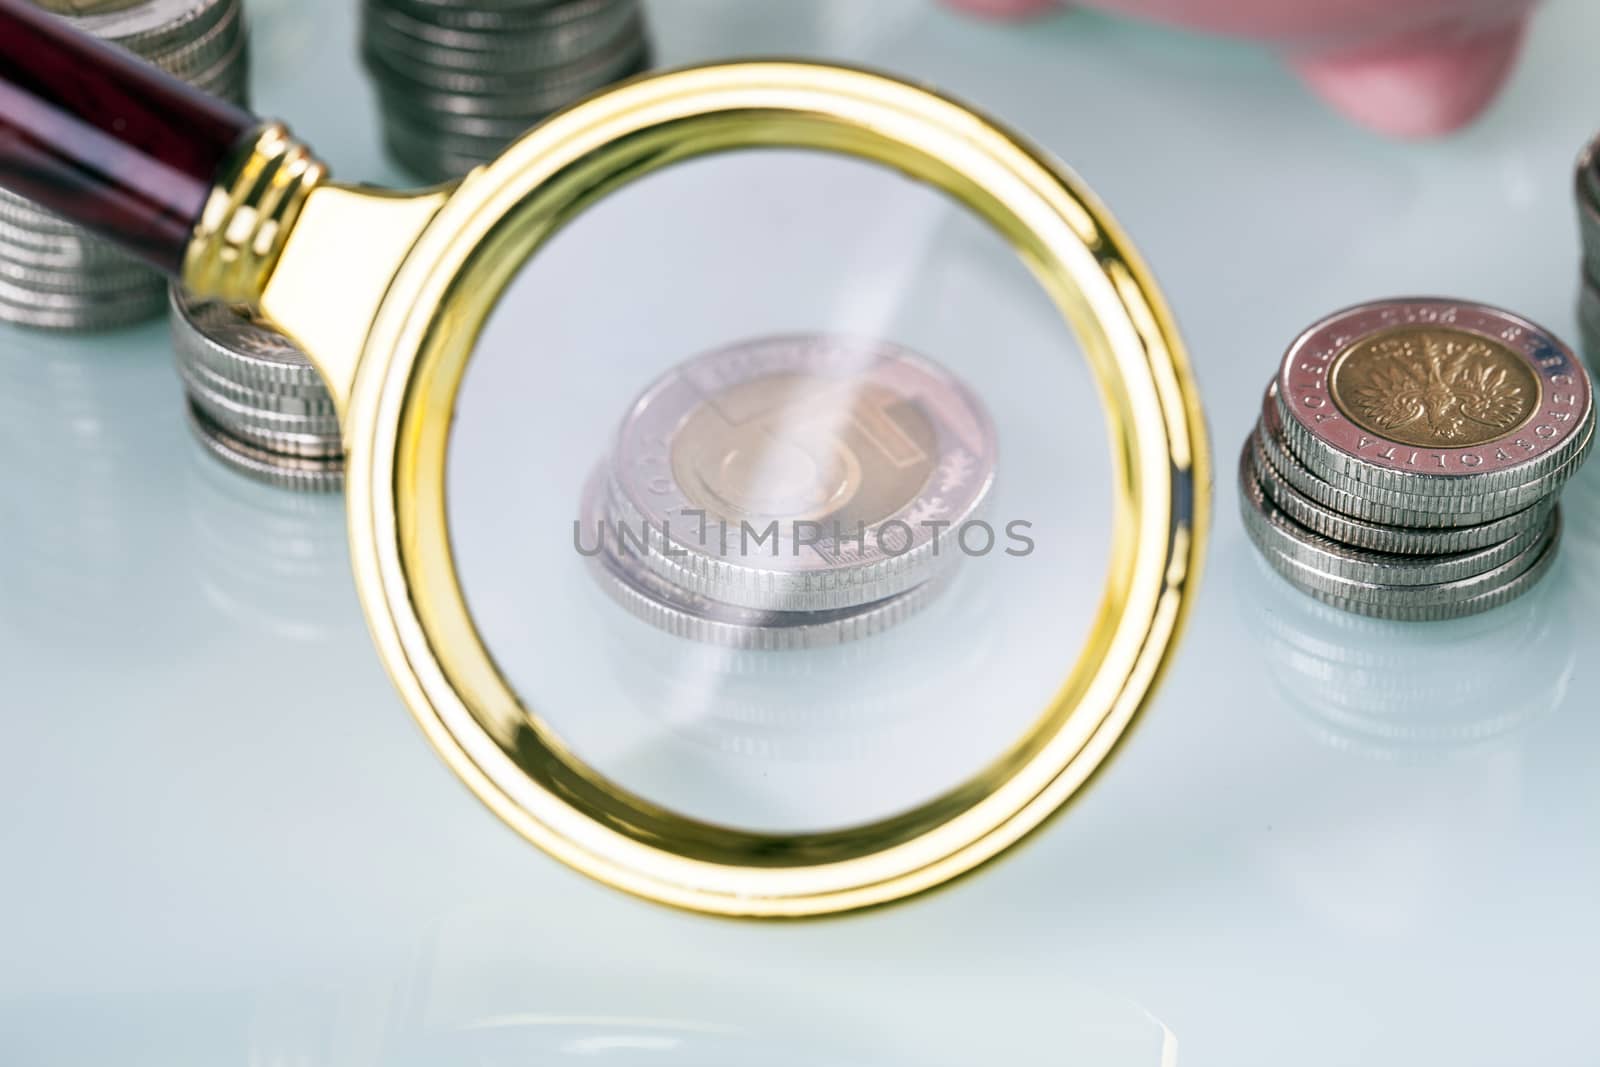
188,401,344,458
0,216,146,268
1579,282,1600,374
54,0,234,53
1266,530,1560,622
184,400,344,493
364,0,639,71
0,274,165,329
1575,174,1600,283
1247,427,1554,555
1578,273,1600,342
0,250,158,295
141,1,246,81
608,333,997,612
379,126,484,182
1238,440,1543,587
0,188,88,239
1277,298,1595,499
379,98,534,144
368,44,651,120
1243,463,1561,616
180,364,343,437
381,0,627,32
1259,382,1584,527
174,30,251,102
168,286,328,389
0,0,248,330
362,22,647,97
580,470,946,649
1578,130,1600,230
176,353,340,418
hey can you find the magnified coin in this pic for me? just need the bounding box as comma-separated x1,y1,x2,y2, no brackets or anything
581,469,944,649
1276,299,1595,505
607,333,997,612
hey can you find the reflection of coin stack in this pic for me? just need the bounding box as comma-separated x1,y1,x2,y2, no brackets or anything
0,0,249,331
186,436,351,640
1241,546,1571,760
583,334,997,648
361,0,653,183
1241,299,1594,620
168,286,345,492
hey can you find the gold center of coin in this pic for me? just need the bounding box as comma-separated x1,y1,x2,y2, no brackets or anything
671,374,936,528
1329,326,1540,448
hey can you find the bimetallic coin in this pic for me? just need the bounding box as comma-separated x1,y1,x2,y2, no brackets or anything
1267,531,1560,622
1247,429,1554,555
1237,442,1543,588
609,334,997,612
580,471,945,649
1261,385,1528,527
1277,299,1595,498
1241,460,1561,620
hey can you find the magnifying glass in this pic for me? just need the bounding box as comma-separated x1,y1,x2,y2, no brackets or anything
1,0,1208,916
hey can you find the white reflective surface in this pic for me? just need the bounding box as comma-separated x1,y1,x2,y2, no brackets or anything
3,0,1600,1063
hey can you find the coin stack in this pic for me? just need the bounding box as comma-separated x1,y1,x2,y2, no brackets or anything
361,0,653,183
582,334,997,649
1240,298,1594,620
168,286,344,492
1575,135,1600,369
0,0,249,331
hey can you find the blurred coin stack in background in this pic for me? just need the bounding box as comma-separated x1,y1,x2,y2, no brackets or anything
1241,299,1594,620
361,0,653,183
1574,135,1600,368
0,0,249,331
168,288,345,492
583,335,997,649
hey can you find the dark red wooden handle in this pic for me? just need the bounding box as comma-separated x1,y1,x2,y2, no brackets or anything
0,0,257,273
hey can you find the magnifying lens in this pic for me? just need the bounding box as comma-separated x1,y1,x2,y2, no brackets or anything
1,1,1208,916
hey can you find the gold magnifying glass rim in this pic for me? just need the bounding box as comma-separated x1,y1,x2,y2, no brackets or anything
327,60,1207,917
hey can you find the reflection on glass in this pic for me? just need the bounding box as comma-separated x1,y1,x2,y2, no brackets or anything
0,333,173,650
1239,543,1575,760
185,441,352,641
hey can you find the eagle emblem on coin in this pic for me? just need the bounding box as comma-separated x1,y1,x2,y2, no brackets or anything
1330,326,1540,448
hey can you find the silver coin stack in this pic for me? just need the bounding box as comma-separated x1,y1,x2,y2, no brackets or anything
1240,298,1594,620
583,334,997,649
361,0,653,183
1575,135,1600,369
0,0,249,331
168,286,344,492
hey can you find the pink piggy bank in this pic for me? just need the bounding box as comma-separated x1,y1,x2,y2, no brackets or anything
948,0,1538,137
